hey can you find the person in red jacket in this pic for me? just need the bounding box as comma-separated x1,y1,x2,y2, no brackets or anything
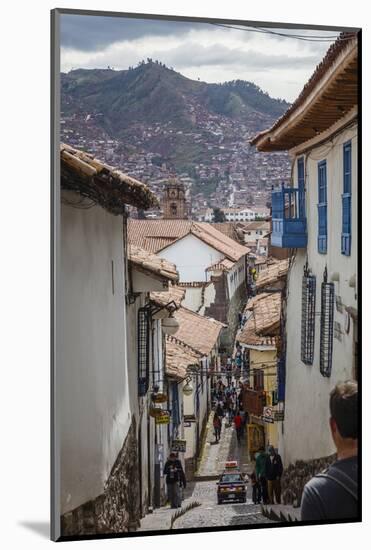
233,411,243,443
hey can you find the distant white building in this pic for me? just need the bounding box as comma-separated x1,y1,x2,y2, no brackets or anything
201,207,269,222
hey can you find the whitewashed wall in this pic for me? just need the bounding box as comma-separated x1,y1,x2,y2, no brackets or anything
159,233,224,282
226,257,246,299
181,283,216,314
282,123,357,465
59,193,131,514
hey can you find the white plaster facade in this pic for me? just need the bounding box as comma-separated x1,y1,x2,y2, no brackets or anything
159,233,224,283
282,120,358,465
180,283,216,314
59,192,131,515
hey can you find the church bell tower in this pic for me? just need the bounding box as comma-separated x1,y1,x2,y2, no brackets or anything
162,180,188,219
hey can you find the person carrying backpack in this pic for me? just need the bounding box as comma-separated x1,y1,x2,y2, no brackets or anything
301,381,358,521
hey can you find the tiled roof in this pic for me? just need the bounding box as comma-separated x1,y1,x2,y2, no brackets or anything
128,244,179,282
206,258,235,273
128,220,249,261
165,336,202,380
190,223,249,261
255,258,289,289
237,293,281,347
251,32,358,151
128,219,192,252
150,285,185,309
237,221,270,231
173,307,225,356
211,222,245,243
60,143,158,213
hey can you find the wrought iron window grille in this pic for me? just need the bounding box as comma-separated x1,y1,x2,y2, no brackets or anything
301,267,316,365
320,268,335,377
138,307,151,396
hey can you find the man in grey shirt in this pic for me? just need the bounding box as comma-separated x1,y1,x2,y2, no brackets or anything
301,380,358,522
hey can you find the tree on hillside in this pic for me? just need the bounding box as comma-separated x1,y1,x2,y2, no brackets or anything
213,207,226,223
137,209,146,219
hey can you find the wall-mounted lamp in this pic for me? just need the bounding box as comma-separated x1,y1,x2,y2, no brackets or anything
162,316,180,336
349,274,356,288
182,378,194,396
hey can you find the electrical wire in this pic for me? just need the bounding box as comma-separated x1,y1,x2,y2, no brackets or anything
209,22,348,43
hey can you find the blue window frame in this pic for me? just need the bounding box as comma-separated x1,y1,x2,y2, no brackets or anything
171,382,180,426
298,157,305,218
342,141,352,256
317,160,327,254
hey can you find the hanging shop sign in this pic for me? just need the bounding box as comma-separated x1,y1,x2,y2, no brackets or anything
274,411,285,421
151,392,168,404
149,406,163,418
262,406,274,424
155,411,171,425
171,439,187,453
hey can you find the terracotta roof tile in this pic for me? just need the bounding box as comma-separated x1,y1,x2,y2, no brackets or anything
150,285,185,309
256,259,289,289
128,244,179,282
251,32,358,151
191,223,249,261
61,143,158,213
237,293,281,347
165,336,202,380
128,219,192,252
173,307,225,356
128,220,249,261
206,258,235,273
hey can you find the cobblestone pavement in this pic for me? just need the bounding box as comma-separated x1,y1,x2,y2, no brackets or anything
139,409,278,531
174,480,277,529
196,411,252,477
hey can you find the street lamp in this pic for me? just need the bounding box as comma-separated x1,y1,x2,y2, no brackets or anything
182,378,194,396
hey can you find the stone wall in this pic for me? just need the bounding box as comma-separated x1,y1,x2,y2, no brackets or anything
61,417,141,537
204,277,247,354
281,453,337,507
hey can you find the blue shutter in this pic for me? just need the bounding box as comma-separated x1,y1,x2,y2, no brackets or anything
171,382,180,426
298,157,305,218
342,142,352,256
318,161,327,254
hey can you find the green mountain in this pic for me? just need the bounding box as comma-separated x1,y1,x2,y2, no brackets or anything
61,61,289,134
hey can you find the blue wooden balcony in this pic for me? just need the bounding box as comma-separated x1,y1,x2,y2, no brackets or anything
271,183,307,248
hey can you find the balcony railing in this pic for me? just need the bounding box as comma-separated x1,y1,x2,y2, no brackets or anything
271,183,307,248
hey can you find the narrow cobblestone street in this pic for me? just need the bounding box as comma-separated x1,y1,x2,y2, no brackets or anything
139,411,278,531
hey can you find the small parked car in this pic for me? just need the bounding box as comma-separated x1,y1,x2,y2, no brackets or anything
217,461,247,504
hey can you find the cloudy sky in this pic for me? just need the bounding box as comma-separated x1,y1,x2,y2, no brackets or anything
60,14,341,102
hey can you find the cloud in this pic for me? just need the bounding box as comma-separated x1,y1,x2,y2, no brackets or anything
163,42,319,71
60,14,210,51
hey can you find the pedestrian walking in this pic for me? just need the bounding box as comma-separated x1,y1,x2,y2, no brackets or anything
266,446,283,504
255,447,269,504
234,410,243,443
301,381,358,521
213,412,222,443
249,471,261,504
216,402,224,421
163,452,187,508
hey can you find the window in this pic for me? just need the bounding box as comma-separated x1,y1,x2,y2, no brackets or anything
301,274,316,365
138,308,150,395
171,382,180,426
254,369,264,391
342,141,352,256
320,281,335,377
297,156,305,218
317,160,328,253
